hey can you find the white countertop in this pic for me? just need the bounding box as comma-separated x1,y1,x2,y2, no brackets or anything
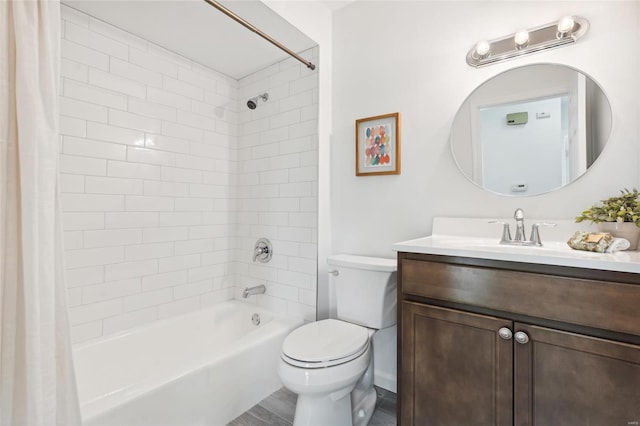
392,217,640,274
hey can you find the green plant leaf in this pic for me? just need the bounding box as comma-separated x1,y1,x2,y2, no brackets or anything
575,188,640,225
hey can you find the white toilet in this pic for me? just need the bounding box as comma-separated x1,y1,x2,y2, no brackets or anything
278,254,397,426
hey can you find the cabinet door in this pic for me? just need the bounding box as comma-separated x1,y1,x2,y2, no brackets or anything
400,302,513,426
514,323,640,426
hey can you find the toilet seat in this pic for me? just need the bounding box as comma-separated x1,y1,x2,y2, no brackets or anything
281,319,370,369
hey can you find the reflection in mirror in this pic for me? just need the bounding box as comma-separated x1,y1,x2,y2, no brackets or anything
451,64,612,196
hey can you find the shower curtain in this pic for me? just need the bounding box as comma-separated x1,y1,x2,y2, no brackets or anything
0,0,81,424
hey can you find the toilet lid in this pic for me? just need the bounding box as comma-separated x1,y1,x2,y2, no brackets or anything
282,319,369,367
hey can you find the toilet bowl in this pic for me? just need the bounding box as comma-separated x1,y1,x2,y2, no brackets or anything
278,254,397,426
278,319,375,426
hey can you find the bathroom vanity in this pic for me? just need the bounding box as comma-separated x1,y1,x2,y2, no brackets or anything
393,221,640,426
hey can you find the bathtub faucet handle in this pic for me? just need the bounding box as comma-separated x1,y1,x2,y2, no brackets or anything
253,246,266,260
253,238,273,263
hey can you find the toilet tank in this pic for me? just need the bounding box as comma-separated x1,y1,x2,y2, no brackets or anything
327,254,397,329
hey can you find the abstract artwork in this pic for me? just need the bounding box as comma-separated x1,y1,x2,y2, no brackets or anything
355,113,400,176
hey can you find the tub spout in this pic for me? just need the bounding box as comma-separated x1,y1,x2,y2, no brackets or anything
242,285,266,298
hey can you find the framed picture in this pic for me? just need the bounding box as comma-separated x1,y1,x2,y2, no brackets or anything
355,112,401,176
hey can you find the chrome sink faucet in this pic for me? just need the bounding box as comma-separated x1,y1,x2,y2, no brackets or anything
513,208,526,242
490,209,556,247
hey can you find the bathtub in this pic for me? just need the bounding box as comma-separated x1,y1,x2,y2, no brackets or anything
73,300,303,425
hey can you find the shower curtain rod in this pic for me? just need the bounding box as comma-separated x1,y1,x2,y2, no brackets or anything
202,0,316,71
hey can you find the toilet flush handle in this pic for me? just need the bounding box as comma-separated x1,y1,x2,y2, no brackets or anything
328,270,339,276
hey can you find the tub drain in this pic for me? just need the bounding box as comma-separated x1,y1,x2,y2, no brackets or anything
251,313,261,326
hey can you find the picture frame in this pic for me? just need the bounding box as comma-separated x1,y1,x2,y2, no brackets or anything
355,112,401,176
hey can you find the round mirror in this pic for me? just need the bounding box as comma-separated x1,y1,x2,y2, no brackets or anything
450,64,612,196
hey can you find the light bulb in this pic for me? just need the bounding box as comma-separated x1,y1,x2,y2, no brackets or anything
475,40,490,57
514,30,529,48
557,16,575,36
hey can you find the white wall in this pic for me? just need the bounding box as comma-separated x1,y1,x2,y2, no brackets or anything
332,0,640,393
234,48,319,322
59,6,240,343
332,0,640,256
262,1,334,320
59,5,321,343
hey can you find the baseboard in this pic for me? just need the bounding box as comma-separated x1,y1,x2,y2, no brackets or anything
374,370,397,393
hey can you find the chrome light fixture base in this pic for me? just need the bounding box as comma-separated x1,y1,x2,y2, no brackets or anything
466,16,589,68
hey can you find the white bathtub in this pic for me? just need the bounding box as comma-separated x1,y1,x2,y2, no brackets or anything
73,300,302,425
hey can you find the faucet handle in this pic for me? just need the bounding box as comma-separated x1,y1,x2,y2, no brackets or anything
253,238,273,263
489,220,512,243
529,222,557,246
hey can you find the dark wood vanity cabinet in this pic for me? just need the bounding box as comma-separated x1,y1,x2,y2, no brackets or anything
514,322,640,426
397,252,640,426
401,302,513,425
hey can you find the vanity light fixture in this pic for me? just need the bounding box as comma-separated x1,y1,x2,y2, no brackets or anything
475,40,491,58
466,15,589,67
514,30,529,49
556,16,576,38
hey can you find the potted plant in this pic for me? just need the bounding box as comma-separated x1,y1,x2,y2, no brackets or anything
575,188,640,250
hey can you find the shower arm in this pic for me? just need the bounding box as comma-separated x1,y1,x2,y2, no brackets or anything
202,0,316,71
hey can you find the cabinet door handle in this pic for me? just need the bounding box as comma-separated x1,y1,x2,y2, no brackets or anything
514,331,529,344
498,327,513,340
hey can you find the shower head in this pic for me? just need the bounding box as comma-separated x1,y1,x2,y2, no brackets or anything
247,93,269,110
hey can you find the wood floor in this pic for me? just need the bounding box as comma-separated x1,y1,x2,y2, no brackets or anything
228,386,397,426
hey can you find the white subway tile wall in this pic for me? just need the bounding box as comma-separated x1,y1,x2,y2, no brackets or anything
236,49,319,323
59,6,318,343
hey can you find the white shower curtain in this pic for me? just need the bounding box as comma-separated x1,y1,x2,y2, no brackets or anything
0,0,81,424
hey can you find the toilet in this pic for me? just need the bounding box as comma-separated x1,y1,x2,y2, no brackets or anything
278,254,397,426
